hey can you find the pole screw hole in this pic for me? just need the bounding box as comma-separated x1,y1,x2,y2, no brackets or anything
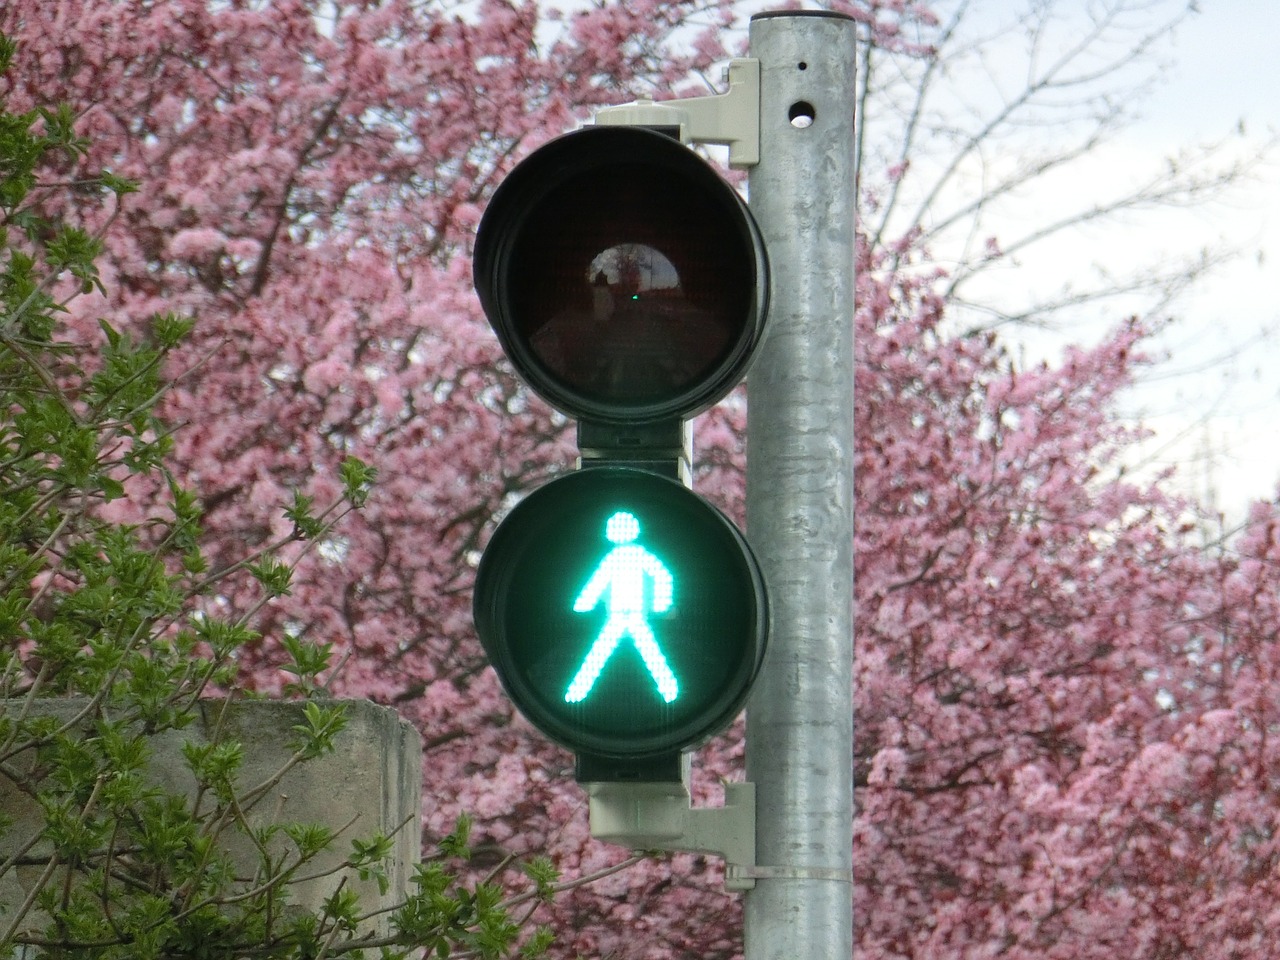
797,61,808,71
788,101,816,129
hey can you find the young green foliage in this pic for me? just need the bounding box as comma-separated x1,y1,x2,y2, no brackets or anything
0,35,555,960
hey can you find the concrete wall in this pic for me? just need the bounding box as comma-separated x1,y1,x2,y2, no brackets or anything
0,698,421,943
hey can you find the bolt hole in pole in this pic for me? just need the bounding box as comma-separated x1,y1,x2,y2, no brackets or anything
788,100,815,129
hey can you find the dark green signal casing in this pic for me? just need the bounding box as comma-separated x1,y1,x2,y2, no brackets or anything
472,122,771,782
472,468,768,779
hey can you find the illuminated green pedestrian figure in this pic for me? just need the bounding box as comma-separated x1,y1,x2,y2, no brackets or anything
565,510,679,704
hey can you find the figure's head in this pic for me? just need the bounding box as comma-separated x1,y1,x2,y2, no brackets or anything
605,511,640,544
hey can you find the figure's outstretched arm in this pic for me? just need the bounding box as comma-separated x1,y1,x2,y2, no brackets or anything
573,559,610,612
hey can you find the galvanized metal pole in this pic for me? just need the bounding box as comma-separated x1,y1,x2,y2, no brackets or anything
745,11,856,960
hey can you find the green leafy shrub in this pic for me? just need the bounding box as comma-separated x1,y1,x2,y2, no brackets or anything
0,35,553,959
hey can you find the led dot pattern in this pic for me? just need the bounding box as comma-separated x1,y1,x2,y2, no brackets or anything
566,512,678,704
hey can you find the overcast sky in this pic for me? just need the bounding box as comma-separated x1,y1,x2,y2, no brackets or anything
962,0,1280,519
1105,0,1278,517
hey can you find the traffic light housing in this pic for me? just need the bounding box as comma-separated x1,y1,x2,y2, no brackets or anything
473,125,768,426
472,124,770,781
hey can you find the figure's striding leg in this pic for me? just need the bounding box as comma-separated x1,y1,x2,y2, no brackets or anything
565,621,624,703
628,616,678,703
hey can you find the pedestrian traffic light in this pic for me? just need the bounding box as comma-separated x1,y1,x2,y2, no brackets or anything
471,123,770,782
473,469,767,778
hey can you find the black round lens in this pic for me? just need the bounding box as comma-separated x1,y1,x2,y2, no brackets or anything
507,164,750,407
474,126,769,424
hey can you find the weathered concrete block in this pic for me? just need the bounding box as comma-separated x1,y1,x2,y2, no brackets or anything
0,698,421,944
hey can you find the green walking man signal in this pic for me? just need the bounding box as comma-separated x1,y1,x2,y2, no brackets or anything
566,511,678,705
471,468,767,778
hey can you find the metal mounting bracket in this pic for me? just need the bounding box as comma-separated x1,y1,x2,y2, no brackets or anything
594,59,761,168
586,776,757,892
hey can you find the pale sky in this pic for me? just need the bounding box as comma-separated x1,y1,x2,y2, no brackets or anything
948,0,1280,520
1121,0,1280,516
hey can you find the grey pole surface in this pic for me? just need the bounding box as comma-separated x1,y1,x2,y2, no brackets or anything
744,11,856,960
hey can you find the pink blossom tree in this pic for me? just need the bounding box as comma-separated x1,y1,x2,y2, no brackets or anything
850,244,1279,958
5,1,1280,957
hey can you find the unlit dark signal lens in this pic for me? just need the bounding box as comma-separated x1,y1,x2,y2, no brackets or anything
474,126,769,424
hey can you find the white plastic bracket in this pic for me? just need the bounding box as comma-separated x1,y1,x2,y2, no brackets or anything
593,59,761,168
587,778,757,891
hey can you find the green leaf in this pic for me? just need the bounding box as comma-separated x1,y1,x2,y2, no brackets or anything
45,223,104,290
284,822,336,860
520,926,555,957
150,311,195,348
249,557,293,597
322,886,362,931
99,473,126,501
0,32,17,74
278,632,337,700
99,169,139,196
439,813,472,860
98,316,122,349
340,455,377,507
183,739,244,801
352,832,395,896
37,103,88,156
521,856,559,900
291,701,348,759
284,490,324,539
